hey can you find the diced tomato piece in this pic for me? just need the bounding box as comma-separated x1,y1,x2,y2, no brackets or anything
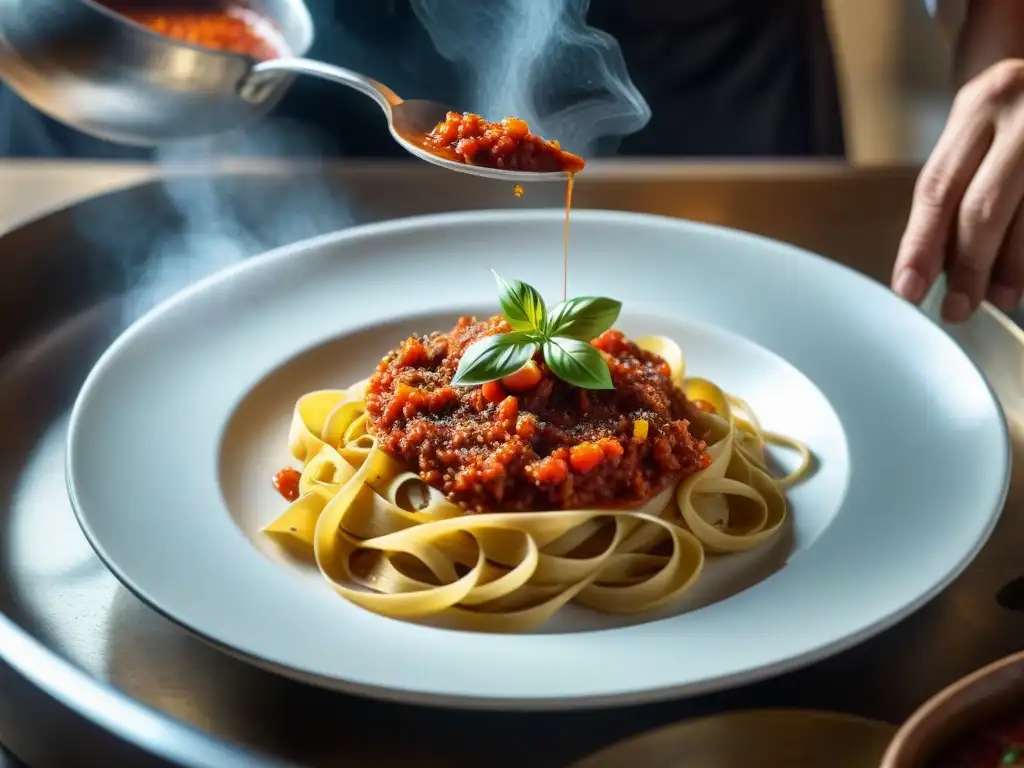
516,413,538,439
496,395,518,428
502,360,543,392
599,438,624,459
570,442,605,474
529,456,570,484
481,380,506,403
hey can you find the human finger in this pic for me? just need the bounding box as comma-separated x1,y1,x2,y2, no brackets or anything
893,87,994,304
946,103,1024,321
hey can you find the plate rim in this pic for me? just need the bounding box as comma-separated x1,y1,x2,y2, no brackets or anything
65,208,1013,709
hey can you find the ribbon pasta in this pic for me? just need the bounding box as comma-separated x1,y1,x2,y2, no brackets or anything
262,336,812,632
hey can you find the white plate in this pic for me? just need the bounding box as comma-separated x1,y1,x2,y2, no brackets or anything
66,210,1010,709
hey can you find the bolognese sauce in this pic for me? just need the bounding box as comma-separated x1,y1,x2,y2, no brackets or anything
102,3,287,60
422,112,586,174
365,316,709,513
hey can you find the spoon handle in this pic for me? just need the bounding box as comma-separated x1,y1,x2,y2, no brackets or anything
240,58,402,112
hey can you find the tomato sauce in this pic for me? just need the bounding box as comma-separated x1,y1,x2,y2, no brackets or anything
365,317,709,514
421,112,586,174
101,2,287,60
934,712,1024,767
272,467,302,501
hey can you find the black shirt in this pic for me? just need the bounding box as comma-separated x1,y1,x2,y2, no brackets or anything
0,0,844,159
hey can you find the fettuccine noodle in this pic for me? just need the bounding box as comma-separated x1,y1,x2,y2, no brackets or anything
263,336,812,632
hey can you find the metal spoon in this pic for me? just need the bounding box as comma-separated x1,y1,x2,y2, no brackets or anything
242,58,573,183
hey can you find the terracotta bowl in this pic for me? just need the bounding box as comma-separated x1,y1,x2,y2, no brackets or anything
882,650,1024,767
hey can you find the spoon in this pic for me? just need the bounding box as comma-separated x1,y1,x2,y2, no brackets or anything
242,58,574,183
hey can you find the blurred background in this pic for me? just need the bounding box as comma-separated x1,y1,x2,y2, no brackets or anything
828,0,952,165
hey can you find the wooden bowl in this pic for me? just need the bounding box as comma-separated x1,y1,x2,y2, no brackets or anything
882,650,1024,767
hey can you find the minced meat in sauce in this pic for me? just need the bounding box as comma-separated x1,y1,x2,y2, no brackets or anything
365,316,710,513
422,112,586,174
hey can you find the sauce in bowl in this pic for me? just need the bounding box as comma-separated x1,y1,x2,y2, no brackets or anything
100,2,288,60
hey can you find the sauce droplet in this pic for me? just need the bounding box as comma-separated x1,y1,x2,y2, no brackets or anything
273,467,302,501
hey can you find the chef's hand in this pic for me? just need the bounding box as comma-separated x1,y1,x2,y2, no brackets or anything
892,0,1024,322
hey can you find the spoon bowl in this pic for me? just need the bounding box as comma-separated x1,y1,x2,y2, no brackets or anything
391,101,573,183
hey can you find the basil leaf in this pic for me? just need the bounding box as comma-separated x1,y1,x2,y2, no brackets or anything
546,296,622,341
542,338,614,390
451,333,538,387
492,271,546,333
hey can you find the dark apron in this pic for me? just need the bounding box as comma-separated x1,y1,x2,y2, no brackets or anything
0,0,844,158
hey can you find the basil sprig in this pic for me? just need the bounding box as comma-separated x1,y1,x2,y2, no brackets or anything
451,271,621,390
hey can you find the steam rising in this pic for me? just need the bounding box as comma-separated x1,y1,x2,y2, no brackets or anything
106,123,352,324
411,0,651,156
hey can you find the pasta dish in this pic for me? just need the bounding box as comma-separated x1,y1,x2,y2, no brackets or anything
263,274,811,632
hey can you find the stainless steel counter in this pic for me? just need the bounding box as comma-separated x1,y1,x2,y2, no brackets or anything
0,160,1021,767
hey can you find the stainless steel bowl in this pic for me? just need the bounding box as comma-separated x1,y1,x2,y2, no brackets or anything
0,0,314,145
